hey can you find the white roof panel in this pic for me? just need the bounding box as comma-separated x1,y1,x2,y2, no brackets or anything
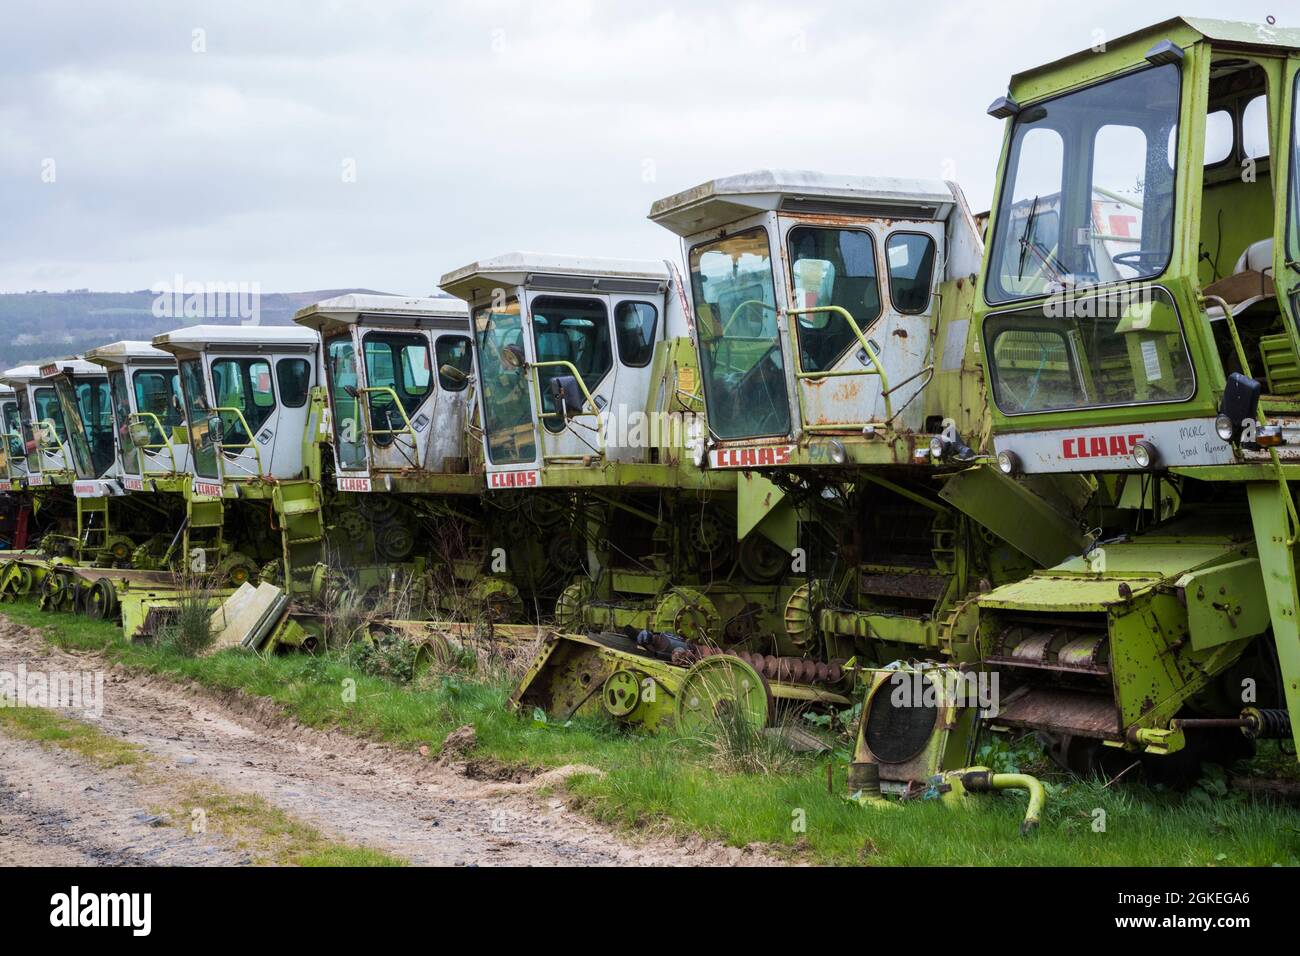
649,169,958,237
152,323,319,355
440,251,668,299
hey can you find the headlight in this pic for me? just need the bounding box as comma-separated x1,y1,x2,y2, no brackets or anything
1132,439,1158,469
996,450,1020,475
828,439,847,465
1214,413,1236,442
928,435,948,460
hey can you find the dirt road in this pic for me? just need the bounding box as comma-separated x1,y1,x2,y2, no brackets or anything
0,617,772,866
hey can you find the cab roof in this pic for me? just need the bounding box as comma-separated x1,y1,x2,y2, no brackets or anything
83,340,174,369
440,252,669,304
294,294,469,336
1010,17,1300,90
35,358,106,379
0,365,42,387
152,324,319,357
649,169,959,237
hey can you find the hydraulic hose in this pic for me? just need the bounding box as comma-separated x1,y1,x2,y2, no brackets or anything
959,769,1045,836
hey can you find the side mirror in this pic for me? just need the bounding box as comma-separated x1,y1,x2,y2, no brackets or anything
206,414,224,444
501,345,526,370
127,420,152,448
344,384,359,399
439,363,468,385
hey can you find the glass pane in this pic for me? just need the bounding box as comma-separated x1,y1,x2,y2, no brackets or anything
363,333,430,437
33,387,68,444
614,302,657,367
987,63,1180,302
787,226,879,373
1205,109,1234,164
885,233,937,314
688,227,789,440
74,379,114,475
109,371,134,472
2,401,23,461
276,358,311,408
530,296,611,434
1292,73,1300,263
985,287,1195,413
1242,94,1269,160
325,337,365,471
475,304,536,465
179,359,217,478
435,335,472,391
210,358,274,447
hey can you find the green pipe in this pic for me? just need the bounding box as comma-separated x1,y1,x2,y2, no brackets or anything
961,769,1046,836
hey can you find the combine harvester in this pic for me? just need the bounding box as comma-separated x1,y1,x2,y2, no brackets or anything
293,293,529,621
443,253,815,732
507,170,1091,794
970,16,1300,777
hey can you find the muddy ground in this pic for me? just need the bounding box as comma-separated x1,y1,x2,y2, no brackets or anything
0,618,775,867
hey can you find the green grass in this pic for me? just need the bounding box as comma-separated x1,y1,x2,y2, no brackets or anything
5,600,1300,866
0,706,142,768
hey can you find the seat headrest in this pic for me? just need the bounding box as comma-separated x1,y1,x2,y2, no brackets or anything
1235,238,1274,275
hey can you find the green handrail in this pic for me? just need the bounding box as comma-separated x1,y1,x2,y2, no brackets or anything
528,358,606,459
128,411,180,477
209,405,265,479
786,304,894,426
356,385,420,468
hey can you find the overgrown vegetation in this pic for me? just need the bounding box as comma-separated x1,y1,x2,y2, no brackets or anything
5,601,1300,866
152,574,218,657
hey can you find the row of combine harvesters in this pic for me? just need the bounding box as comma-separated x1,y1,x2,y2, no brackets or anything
2,17,1299,818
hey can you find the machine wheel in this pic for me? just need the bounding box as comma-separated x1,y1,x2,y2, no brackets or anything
84,578,118,619
653,587,721,644
688,510,731,571
39,571,72,612
601,669,643,718
106,536,134,564
468,577,523,623
554,580,592,632
375,522,416,561
412,633,456,675
783,582,822,650
260,558,285,587
217,553,259,588
674,654,771,736
737,534,788,584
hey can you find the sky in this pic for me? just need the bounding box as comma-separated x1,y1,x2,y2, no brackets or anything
0,0,1290,295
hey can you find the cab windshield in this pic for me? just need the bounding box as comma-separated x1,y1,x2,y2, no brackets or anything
475,302,536,465
179,358,217,479
59,378,114,476
33,387,68,447
688,228,790,440
986,63,1180,304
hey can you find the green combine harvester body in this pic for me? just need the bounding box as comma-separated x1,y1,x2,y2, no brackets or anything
441,253,802,644
972,16,1300,770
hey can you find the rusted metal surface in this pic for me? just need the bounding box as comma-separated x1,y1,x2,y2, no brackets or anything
858,571,948,601
997,685,1122,739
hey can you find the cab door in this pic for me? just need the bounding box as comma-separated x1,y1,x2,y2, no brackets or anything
605,293,664,462
782,218,942,432
358,329,433,474
126,365,189,479
524,290,618,463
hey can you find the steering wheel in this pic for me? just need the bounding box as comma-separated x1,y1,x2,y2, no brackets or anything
1111,250,1165,273
721,299,776,338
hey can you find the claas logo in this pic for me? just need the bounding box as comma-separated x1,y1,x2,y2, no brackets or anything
1061,433,1143,459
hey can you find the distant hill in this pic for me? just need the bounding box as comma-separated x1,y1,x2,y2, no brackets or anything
0,288,399,370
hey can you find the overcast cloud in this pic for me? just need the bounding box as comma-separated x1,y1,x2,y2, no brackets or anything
0,0,1288,294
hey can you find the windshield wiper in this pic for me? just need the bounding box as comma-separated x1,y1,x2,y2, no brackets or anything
1016,195,1040,281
